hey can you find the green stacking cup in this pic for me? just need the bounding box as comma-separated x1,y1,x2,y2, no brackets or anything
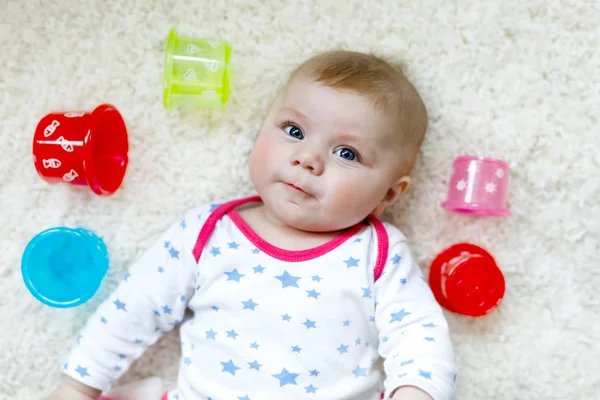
163,28,232,110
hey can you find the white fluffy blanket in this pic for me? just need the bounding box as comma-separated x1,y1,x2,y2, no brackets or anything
0,0,598,399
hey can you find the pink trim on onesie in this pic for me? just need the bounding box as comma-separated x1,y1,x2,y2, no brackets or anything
192,196,389,281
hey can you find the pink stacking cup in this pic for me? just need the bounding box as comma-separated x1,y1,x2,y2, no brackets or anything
441,156,510,217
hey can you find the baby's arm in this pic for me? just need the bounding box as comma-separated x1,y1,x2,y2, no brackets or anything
46,374,101,400
374,225,457,400
50,207,209,398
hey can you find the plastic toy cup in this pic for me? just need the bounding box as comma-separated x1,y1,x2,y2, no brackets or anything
441,155,510,216
163,27,232,110
428,243,505,317
21,227,109,308
32,104,129,196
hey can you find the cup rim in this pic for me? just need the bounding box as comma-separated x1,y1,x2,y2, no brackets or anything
83,104,129,195
21,227,109,308
163,27,178,110
441,201,510,217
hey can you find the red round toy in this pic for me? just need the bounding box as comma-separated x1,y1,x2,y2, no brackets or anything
32,104,129,196
429,243,505,317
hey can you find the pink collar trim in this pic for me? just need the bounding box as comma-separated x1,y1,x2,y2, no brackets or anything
228,208,365,262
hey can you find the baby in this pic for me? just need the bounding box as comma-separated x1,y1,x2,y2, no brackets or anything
48,50,456,400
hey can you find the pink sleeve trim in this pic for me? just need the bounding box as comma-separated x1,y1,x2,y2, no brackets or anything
369,216,389,282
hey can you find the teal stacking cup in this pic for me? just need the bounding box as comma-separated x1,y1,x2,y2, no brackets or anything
163,28,233,110
21,227,109,308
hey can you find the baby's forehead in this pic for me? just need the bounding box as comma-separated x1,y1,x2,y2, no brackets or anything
278,78,396,135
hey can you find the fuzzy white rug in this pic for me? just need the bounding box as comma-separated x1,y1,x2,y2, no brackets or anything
1,0,599,399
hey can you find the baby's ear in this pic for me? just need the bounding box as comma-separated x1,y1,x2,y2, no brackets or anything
372,176,411,217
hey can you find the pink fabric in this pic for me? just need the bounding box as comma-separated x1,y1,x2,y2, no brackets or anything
192,196,389,281
228,210,365,262
161,392,168,400
368,215,388,282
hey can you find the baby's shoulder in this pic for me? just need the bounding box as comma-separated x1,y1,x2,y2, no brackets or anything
367,217,409,246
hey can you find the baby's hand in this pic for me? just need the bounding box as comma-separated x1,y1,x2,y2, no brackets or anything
44,375,102,400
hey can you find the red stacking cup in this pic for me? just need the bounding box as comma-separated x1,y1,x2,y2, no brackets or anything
428,243,505,317
32,104,129,196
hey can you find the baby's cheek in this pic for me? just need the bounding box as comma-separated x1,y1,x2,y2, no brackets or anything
249,138,273,182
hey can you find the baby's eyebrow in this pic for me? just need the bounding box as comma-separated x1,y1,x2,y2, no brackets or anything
279,107,311,124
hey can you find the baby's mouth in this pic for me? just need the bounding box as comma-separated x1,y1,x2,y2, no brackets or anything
283,182,314,198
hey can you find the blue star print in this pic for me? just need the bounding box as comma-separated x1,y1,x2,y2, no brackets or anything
306,289,320,299
419,369,432,380
291,345,302,353
361,288,372,298
425,337,435,342
354,237,362,243
119,354,126,360
248,360,262,370
303,319,316,329
253,265,265,273
184,357,192,366
180,219,186,229
305,384,318,394
221,360,241,376
310,369,319,377
252,248,260,254
225,269,246,282
344,257,360,267
206,329,217,339
209,203,220,212
158,267,164,273
169,247,180,259
180,295,186,302
210,247,221,256
343,320,350,326
390,309,411,323
400,359,414,367
164,241,170,249
242,299,258,310
337,344,349,354
63,362,68,370
162,305,172,315
352,365,367,378
391,254,401,264
400,278,407,285
272,368,299,387
227,329,239,339
113,299,127,311
275,270,301,288
75,365,90,378
211,305,219,311
250,342,260,349
123,273,131,282
238,396,250,400
312,275,321,282
423,322,437,328
355,337,361,345
228,242,239,249
282,314,292,321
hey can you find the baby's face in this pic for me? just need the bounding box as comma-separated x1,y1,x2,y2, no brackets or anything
249,77,402,232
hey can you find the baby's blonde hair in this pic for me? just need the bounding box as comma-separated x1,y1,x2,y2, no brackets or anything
288,50,428,174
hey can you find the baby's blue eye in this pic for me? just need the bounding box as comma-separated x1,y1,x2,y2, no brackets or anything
283,125,304,139
335,148,358,161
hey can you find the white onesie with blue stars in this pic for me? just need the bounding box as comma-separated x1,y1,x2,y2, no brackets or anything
63,196,457,400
